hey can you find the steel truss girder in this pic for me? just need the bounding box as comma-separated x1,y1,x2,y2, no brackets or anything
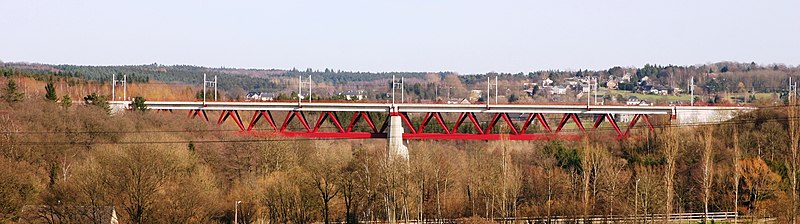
180,109,658,141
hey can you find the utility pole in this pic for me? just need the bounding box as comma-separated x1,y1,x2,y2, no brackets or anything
298,76,313,104
435,85,438,101
487,76,498,107
495,76,498,104
392,75,396,106
112,73,115,100
298,76,302,105
202,73,217,105
586,78,591,108
401,77,405,103
690,77,695,106
112,73,127,101
203,73,207,105
790,77,796,101
593,77,598,105
391,75,404,109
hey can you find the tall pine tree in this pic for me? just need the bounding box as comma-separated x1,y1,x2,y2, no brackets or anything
45,81,57,101
4,79,23,103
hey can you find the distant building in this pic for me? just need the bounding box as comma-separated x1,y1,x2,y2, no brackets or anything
246,92,274,101
258,93,273,101
626,96,650,106
626,96,641,105
246,92,261,100
638,76,650,85
653,86,671,95
543,85,568,95
338,90,366,101
621,73,633,83
606,80,619,90
542,78,554,86
639,85,654,94
448,98,471,104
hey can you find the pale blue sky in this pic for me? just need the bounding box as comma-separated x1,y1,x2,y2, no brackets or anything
1,0,798,74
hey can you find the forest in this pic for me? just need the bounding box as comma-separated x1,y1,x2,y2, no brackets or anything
1,69,800,223
2,61,799,104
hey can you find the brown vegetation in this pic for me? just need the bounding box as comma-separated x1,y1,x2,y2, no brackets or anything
1,77,800,223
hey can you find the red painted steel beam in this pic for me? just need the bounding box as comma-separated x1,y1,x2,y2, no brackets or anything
378,114,390,134
345,112,378,133
269,132,586,141
452,112,467,132
572,113,585,133
398,112,417,134
418,112,450,134
641,114,655,131
188,109,209,122
592,114,606,129
247,110,278,131
218,110,245,131
555,113,583,133
279,111,311,132
520,113,551,134
277,131,387,139
451,112,484,134
402,133,584,141
485,113,519,135
313,111,345,133
622,114,642,137
592,114,622,136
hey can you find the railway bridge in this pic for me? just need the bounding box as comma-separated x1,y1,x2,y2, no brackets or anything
110,101,752,157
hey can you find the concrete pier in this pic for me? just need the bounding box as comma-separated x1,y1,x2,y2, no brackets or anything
387,115,409,160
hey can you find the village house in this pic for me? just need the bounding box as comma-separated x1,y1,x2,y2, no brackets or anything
626,96,650,106
621,73,633,83
606,79,619,90
338,90,366,100
541,78,554,86
246,92,274,101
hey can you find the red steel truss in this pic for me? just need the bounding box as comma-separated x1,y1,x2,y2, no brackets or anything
188,109,657,141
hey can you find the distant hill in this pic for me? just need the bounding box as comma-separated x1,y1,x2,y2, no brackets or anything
0,62,441,94
2,61,798,104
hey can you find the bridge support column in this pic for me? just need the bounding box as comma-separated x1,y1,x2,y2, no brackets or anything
388,114,409,160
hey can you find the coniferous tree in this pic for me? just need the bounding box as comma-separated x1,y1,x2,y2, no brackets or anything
3,79,23,103
45,81,57,101
83,93,110,113
132,96,147,112
61,94,72,108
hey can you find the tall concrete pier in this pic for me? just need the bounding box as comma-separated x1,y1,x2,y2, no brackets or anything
387,115,409,160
